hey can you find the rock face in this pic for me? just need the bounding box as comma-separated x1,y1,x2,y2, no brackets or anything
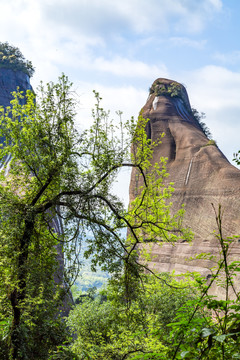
0,68,32,106
129,78,240,289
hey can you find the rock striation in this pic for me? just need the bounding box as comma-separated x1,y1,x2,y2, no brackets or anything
129,78,240,291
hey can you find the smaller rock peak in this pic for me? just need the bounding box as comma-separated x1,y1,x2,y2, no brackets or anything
141,78,208,139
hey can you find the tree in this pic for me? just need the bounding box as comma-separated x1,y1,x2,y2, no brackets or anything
0,74,189,359
67,273,200,360
68,207,240,360
168,206,240,359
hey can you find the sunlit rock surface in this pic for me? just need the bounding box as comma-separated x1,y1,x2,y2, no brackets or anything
129,78,240,295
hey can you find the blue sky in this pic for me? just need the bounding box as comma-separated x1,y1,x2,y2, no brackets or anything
1,0,240,202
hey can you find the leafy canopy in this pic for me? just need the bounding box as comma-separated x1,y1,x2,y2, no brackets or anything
67,273,197,360
68,207,240,360
0,74,189,359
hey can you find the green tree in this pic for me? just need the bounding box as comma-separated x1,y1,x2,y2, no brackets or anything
68,209,240,360
0,75,188,359
168,206,240,360
67,273,200,359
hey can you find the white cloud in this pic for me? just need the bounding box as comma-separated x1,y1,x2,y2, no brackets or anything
91,57,168,79
214,51,240,65
73,81,148,129
182,65,240,163
172,0,223,33
0,0,224,89
186,65,240,109
169,37,207,49
209,0,222,8
39,0,223,35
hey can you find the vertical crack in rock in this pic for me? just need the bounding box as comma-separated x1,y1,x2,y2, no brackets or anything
185,157,193,186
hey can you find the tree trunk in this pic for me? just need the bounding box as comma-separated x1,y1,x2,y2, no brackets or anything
10,218,35,359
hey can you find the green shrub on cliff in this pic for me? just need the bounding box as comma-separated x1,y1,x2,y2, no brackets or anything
0,42,34,77
149,81,183,99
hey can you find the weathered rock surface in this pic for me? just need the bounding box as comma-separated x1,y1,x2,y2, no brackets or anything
0,68,32,106
129,78,240,291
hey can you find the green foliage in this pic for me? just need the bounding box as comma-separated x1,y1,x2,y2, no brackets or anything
149,81,183,99
0,42,34,77
233,150,240,165
74,269,109,294
49,345,78,360
168,206,240,359
67,205,240,360
0,74,188,359
191,108,212,139
67,273,197,359
202,139,217,147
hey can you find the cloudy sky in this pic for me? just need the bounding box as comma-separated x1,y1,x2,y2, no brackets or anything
1,0,240,202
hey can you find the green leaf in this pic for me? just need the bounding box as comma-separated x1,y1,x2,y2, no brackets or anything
181,350,190,358
213,334,227,343
201,328,215,338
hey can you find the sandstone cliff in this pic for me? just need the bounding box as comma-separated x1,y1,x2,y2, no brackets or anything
0,68,32,106
129,78,240,290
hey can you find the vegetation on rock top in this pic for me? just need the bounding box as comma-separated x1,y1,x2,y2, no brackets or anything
149,81,183,99
0,42,35,77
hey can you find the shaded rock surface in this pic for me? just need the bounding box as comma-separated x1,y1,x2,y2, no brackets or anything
0,68,32,106
129,78,240,294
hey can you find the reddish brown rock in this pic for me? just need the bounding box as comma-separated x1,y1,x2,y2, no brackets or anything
129,78,240,289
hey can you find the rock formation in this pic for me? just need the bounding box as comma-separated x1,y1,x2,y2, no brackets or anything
129,78,240,293
0,68,32,107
